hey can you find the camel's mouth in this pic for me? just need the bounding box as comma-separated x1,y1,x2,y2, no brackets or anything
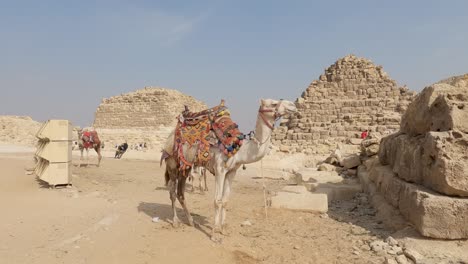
286,107,298,114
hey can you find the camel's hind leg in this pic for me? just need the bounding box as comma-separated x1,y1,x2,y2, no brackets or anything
202,168,208,192
95,146,102,167
176,175,194,226
78,148,83,167
168,177,180,227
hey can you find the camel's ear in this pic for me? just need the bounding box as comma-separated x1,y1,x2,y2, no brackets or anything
260,99,266,105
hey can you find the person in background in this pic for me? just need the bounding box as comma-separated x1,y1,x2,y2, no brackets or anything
361,129,369,139
115,142,129,159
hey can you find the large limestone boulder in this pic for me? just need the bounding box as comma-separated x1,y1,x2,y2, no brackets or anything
380,130,468,198
401,74,468,136
379,75,468,197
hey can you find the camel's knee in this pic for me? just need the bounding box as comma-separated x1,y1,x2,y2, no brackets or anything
214,200,224,209
177,194,186,203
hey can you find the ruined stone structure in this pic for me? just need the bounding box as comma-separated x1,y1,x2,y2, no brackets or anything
93,87,207,149
94,87,207,128
273,55,416,153
359,74,468,239
0,116,42,146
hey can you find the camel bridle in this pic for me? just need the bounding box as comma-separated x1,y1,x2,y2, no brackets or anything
258,100,285,130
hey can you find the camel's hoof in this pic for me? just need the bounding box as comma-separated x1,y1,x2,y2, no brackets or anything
210,234,222,243
193,222,200,228
221,226,230,236
187,218,194,227
172,219,181,228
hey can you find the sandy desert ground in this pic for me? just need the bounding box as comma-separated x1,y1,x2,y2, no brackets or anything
1,146,467,264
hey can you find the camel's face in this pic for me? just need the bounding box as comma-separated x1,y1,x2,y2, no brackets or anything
261,99,297,116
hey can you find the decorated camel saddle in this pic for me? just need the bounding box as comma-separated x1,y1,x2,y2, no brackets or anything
81,130,100,149
171,100,244,173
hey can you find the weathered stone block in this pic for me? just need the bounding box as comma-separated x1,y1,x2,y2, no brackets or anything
271,188,328,213
379,131,468,197
401,75,468,136
341,154,361,169
368,162,468,239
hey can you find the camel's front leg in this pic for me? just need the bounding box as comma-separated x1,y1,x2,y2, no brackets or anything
220,169,238,235
211,168,227,241
86,148,90,166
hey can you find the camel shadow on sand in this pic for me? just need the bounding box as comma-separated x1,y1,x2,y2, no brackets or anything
137,202,212,238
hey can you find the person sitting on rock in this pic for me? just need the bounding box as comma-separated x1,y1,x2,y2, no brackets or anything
361,130,368,139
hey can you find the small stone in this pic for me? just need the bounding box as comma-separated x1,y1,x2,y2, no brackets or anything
385,236,399,246
360,244,371,251
353,251,360,256
152,217,160,223
384,257,398,264
293,245,300,250
241,220,252,227
391,246,403,255
395,255,410,264
404,248,424,263
320,213,329,219
370,240,387,253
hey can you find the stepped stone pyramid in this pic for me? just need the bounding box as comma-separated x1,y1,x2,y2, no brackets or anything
273,55,416,153
92,87,207,149
94,87,207,129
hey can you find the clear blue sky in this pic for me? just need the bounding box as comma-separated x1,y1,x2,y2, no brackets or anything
1,0,467,130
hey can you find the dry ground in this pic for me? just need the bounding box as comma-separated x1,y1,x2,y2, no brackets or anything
0,150,466,264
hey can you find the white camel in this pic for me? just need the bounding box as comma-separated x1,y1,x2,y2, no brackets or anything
161,99,297,241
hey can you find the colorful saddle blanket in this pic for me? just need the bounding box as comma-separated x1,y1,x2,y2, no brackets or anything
173,101,244,173
82,131,100,149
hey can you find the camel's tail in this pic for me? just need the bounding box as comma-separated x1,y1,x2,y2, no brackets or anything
160,150,170,167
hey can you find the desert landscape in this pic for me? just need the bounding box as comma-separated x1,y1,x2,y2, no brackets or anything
1,55,468,264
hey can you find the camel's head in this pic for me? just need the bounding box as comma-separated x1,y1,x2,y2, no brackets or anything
260,99,297,118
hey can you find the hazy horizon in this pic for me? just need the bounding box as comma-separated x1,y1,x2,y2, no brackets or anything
1,0,467,131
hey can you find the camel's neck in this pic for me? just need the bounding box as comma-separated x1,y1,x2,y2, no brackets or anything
231,110,274,165
253,110,273,144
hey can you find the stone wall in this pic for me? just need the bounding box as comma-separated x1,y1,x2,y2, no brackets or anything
273,55,416,154
93,87,207,149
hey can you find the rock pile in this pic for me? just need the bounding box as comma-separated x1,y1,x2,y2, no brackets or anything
93,87,207,149
273,55,415,154
359,74,468,239
0,116,42,146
